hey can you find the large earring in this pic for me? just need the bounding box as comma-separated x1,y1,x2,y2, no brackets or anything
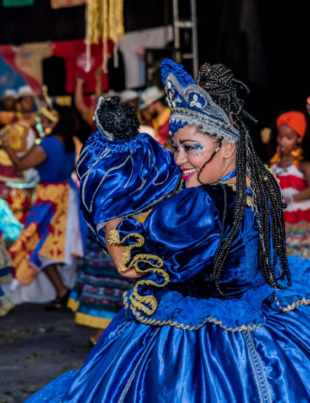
291,146,303,159
44,127,52,135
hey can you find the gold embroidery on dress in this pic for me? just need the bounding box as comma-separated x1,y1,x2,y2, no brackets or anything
37,184,69,261
10,188,26,221
123,293,264,332
10,222,39,284
278,297,310,312
108,230,169,315
10,183,70,285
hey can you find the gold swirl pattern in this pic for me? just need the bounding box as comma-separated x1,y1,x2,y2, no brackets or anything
108,229,169,315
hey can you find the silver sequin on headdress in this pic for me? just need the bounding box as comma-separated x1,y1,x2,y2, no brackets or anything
161,59,240,143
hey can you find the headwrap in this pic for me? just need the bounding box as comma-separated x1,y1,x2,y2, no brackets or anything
276,111,307,137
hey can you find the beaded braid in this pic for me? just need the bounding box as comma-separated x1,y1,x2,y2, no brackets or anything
197,139,222,185
197,63,291,297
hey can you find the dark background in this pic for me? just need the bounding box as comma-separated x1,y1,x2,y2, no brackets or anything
0,0,309,154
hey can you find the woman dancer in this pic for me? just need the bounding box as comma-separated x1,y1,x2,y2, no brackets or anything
270,111,310,257
3,104,85,307
27,60,310,402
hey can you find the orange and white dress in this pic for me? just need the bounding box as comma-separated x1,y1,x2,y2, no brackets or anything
272,160,310,258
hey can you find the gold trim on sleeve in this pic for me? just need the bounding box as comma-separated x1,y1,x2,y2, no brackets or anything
108,229,169,316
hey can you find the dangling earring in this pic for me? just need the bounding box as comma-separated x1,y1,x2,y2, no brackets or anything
291,137,303,159
291,146,303,158
44,127,52,135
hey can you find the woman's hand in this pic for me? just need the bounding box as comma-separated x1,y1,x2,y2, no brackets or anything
105,217,146,279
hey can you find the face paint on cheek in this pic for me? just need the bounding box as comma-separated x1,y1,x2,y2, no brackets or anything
190,144,203,157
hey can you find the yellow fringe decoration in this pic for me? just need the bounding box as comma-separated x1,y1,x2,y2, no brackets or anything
85,0,124,71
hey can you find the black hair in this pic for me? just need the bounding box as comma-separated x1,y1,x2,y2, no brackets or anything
95,96,140,140
269,110,310,162
51,105,78,153
197,63,291,298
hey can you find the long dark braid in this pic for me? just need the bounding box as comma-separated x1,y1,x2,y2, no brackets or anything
197,64,291,298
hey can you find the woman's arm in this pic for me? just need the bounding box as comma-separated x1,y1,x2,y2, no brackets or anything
105,217,146,279
294,161,310,202
2,136,46,171
74,76,92,123
94,68,103,102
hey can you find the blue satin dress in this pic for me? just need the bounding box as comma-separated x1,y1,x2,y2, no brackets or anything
27,132,310,403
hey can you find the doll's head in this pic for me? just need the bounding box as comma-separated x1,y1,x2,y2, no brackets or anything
94,96,140,141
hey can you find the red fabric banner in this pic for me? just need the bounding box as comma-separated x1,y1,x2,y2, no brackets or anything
51,39,113,94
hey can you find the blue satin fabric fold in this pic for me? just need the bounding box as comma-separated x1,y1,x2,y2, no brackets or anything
27,304,310,403
77,131,180,244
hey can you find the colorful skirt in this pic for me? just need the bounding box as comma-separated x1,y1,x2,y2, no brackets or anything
68,233,134,329
0,197,23,242
286,221,310,258
7,180,86,304
0,236,14,316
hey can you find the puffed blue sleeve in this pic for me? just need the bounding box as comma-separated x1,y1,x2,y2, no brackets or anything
110,186,221,282
106,186,221,319
77,131,180,241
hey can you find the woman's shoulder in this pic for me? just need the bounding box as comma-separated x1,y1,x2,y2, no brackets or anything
39,136,74,158
39,135,63,149
149,184,223,223
159,183,232,205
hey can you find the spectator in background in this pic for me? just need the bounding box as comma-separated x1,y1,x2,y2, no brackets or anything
1,90,17,112
18,86,35,114
75,69,118,133
140,86,170,145
3,104,85,309
0,85,37,130
271,111,310,258
74,69,103,131
121,89,156,139
121,89,139,112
